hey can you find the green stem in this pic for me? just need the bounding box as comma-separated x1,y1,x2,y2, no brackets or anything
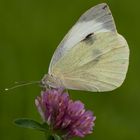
44,132,48,140
44,132,54,140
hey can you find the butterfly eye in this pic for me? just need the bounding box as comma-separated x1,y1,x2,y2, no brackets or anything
41,74,48,86
40,80,45,87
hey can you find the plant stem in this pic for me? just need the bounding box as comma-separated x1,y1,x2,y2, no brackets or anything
45,132,48,140
44,132,54,140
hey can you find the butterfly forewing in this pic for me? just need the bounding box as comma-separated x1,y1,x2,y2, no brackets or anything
49,3,117,73
47,3,129,92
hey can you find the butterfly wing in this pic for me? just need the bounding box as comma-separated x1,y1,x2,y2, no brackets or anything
49,3,116,73
50,32,129,92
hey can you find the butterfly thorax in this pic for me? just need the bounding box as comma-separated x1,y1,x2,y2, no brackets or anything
41,74,64,89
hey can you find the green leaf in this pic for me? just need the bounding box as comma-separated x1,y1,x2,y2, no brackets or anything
14,118,49,132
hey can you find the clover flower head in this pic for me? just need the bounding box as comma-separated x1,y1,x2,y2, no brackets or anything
35,88,96,139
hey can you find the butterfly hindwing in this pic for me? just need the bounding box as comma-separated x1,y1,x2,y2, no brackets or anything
50,32,129,92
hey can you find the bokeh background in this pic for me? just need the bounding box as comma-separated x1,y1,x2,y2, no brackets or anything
0,0,139,140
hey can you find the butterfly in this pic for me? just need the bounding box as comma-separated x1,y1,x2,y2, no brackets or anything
41,3,129,92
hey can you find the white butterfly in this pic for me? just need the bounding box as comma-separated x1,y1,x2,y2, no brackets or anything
41,3,129,92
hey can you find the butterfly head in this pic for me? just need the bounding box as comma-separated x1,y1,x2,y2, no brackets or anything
41,74,63,89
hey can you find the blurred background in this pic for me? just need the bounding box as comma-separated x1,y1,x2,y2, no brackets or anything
0,0,139,140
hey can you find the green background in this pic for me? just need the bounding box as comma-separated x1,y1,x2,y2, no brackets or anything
0,0,139,140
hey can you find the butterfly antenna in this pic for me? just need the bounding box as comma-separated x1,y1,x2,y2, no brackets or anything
0,81,40,95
